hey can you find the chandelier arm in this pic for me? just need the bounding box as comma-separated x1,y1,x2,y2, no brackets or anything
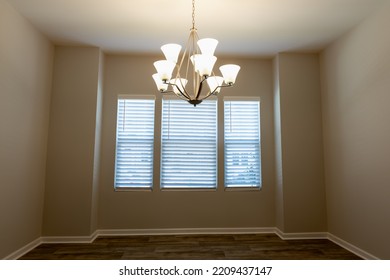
194,75,208,100
199,90,215,101
178,80,192,100
177,39,190,76
174,93,191,102
173,30,196,102
194,78,203,100
219,84,234,89
200,84,234,101
164,80,191,101
184,28,196,68
166,90,175,94
177,77,192,100
160,88,190,102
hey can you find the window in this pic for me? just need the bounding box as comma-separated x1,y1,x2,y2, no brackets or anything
114,96,155,189
113,95,262,191
224,98,261,188
160,98,217,189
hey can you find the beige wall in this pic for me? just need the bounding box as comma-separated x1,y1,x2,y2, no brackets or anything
274,53,327,233
320,1,390,259
42,47,102,236
3,0,389,259
98,54,276,230
0,0,53,258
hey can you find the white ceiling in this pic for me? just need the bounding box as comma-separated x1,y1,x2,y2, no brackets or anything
6,0,388,56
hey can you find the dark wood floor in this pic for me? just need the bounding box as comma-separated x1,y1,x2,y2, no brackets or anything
19,233,361,260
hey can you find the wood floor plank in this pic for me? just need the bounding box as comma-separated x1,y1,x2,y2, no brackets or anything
18,233,361,260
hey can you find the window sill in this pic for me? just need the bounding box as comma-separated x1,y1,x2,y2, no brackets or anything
224,186,262,192
113,186,262,192
160,187,217,192
114,187,152,192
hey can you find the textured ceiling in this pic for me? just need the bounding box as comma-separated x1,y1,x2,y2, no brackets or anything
5,0,388,56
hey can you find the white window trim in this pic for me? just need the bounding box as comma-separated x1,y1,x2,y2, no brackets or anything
117,94,156,100
223,96,261,102
160,97,218,190
223,96,262,190
114,95,156,190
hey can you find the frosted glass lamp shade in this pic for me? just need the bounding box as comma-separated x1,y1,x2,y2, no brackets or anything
220,64,240,85
206,76,224,94
152,73,168,92
153,60,176,81
161,44,182,63
190,54,217,77
170,78,188,94
197,38,218,56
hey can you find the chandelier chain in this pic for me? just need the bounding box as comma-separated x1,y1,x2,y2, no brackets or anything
192,0,196,29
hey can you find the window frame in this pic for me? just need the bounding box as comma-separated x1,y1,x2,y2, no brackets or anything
223,96,262,190
160,96,218,190
114,95,156,191
112,95,262,192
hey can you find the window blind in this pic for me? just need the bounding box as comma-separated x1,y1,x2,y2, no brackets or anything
224,99,261,188
161,98,217,188
114,97,155,188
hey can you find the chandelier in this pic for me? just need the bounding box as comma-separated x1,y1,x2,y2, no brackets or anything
152,0,240,106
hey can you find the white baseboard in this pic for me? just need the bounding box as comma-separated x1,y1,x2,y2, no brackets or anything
274,229,378,259
97,227,275,237
41,231,99,244
3,237,42,260
4,228,379,260
275,228,328,240
327,233,379,260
